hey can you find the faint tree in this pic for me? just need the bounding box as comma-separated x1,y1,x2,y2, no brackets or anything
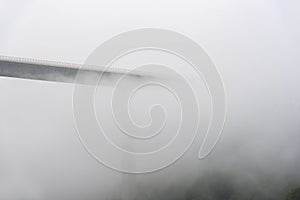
286,187,300,200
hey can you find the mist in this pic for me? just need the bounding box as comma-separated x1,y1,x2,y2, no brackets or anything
1,0,300,199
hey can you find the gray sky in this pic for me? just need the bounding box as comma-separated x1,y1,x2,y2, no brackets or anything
0,0,300,199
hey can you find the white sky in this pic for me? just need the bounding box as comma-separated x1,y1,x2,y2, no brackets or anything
0,0,300,199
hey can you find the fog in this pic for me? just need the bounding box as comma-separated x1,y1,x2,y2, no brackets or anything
1,0,300,199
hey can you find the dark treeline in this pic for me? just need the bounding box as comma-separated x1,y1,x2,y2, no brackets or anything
118,170,300,200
